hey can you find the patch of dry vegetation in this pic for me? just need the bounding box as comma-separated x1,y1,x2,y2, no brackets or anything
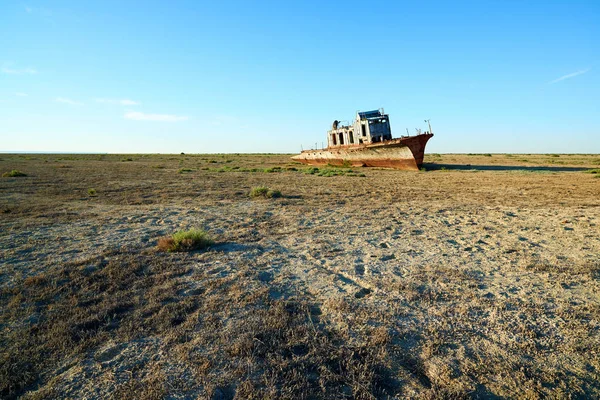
249,186,282,198
2,170,27,177
157,229,213,252
0,250,420,399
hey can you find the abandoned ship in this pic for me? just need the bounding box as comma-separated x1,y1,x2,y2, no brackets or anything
292,109,433,171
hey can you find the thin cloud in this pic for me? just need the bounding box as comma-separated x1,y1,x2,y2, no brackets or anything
1,67,37,75
25,6,53,16
15,92,28,97
124,111,188,122
55,97,83,106
549,68,591,84
95,98,140,106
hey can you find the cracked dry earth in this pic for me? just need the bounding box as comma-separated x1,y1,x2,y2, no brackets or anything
1,153,599,399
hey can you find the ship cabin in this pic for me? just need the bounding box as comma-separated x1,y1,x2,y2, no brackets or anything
327,109,392,148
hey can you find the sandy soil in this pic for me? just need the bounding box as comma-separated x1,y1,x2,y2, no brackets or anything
1,153,599,399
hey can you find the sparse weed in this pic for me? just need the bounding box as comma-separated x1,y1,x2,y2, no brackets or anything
263,166,282,173
2,170,27,177
250,186,282,198
303,167,320,175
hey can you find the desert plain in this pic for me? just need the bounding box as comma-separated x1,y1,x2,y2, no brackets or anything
1,153,599,399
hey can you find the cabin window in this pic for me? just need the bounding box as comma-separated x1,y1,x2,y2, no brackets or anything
349,131,354,144
332,134,337,145
339,132,344,145
361,124,366,136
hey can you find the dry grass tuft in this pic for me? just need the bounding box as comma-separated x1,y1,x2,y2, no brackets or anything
250,186,282,198
2,170,27,177
157,229,213,252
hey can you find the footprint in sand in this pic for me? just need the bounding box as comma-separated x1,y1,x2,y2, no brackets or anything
354,264,365,276
94,343,126,363
354,287,372,299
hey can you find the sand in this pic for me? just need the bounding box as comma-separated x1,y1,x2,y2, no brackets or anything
1,153,599,398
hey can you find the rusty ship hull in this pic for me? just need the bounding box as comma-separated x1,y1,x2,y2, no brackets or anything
292,133,433,171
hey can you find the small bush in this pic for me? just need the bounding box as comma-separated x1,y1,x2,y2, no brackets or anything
303,167,320,175
250,186,281,198
122,158,133,162
157,229,213,252
263,167,282,173
88,188,97,196
266,189,282,198
2,170,27,177
250,186,269,197
584,169,600,174
178,168,193,174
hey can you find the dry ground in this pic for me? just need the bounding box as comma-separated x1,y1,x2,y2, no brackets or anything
1,153,599,399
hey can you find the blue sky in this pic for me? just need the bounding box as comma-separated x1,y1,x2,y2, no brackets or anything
1,0,598,153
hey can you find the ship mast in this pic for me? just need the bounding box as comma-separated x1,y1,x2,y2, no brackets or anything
424,119,432,134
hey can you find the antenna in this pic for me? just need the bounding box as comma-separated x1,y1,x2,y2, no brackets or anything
424,119,432,134
406,128,409,136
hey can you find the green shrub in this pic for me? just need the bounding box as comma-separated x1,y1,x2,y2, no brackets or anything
178,168,193,174
250,186,281,198
157,229,213,252
250,186,269,197
584,169,600,174
263,167,282,173
88,188,97,196
266,189,282,198
2,170,27,177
